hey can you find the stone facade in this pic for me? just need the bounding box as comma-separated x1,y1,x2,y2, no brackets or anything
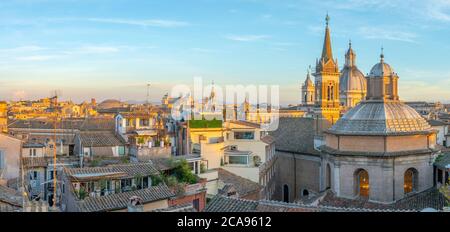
322,153,434,203
273,151,321,202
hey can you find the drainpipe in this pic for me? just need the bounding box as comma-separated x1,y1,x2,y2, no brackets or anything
292,153,297,201
392,156,395,202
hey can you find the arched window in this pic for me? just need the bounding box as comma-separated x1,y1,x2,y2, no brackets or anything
327,86,331,101
326,164,331,190
330,85,334,100
404,168,418,194
283,184,289,203
355,169,369,198
302,189,309,196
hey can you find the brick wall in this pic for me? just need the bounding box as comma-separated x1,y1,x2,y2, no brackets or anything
169,190,207,212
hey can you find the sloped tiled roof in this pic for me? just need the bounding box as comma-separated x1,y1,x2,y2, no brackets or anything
204,195,259,212
151,203,197,212
0,185,22,210
269,117,319,155
217,168,262,197
8,118,115,131
77,185,174,212
65,163,160,180
319,188,448,211
78,131,124,147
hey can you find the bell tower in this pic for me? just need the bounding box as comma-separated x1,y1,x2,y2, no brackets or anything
302,66,315,106
313,14,340,124
0,101,7,133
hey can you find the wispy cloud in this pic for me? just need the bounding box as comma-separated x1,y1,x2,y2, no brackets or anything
64,46,120,55
0,46,46,53
86,18,190,27
16,55,60,61
425,0,450,22
321,0,401,10
358,26,418,43
225,34,270,42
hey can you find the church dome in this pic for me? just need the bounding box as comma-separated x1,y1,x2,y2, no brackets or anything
98,99,124,109
328,101,432,135
368,51,395,77
340,67,366,92
369,62,395,77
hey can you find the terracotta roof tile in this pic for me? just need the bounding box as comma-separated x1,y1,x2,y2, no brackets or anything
65,163,159,180
217,168,262,197
78,131,125,147
77,185,174,212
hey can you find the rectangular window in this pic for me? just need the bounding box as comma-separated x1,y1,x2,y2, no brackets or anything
228,155,248,165
118,146,125,156
234,132,255,140
140,119,149,126
33,171,38,179
193,199,200,211
33,149,37,157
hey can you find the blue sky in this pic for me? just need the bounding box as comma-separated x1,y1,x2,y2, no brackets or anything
0,0,449,104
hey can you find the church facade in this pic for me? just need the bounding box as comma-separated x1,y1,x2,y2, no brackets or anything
273,15,438,206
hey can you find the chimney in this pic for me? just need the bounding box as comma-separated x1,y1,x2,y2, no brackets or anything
0,178,7,187
127,196,144,212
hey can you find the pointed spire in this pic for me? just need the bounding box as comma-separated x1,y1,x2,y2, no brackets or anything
305,65,313,86
345,39,356,67
321,13,333,63
380,46,384,62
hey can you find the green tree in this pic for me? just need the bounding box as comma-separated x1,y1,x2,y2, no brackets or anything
172,159,198,184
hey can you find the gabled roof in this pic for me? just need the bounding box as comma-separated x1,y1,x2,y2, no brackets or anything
77,185,174,212
269,117,318,155
217,168,262,197
78,131,125,147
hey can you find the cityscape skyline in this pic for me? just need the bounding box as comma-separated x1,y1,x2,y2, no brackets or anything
0,0,450,104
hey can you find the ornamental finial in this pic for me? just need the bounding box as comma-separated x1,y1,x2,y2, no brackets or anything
325,13,330,26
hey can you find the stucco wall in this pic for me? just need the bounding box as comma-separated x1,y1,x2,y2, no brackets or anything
273,151,321,202
0,134,22,180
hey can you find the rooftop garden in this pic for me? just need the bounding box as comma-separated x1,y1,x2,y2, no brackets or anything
189,119,222,128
